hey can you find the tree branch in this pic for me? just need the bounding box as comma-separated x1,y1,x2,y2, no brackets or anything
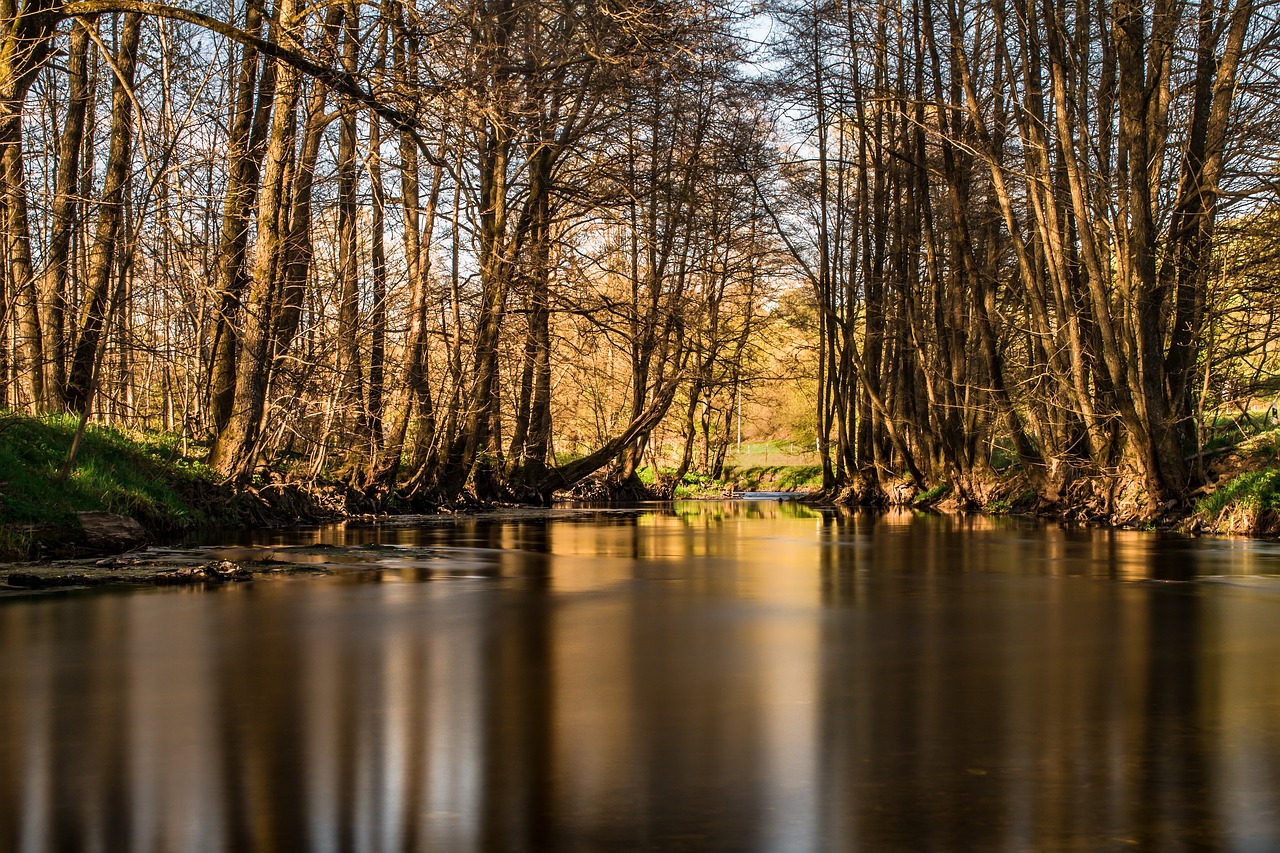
61,0,446,166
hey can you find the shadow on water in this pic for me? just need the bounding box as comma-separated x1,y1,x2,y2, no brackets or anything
3,503,1280,850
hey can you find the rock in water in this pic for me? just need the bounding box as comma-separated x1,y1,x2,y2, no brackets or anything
154,560,251,586
202,560,250,582
76,512,148,553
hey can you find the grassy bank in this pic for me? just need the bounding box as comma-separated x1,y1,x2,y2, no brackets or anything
0,415,227,556
0,415,218,528
1185,428,1280,536
0,413,451,560
637,464,823,498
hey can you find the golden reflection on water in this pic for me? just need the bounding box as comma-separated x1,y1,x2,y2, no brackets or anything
3,504,1280,850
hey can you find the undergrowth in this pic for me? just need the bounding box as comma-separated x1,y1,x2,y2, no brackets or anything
1195,467,1280,519
913,481,950,505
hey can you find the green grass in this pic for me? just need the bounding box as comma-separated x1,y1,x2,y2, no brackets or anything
646,464,823,498
1201,412,1267,456
1195,466,1280,518
728,464,823,491
726,440,819,468
672,472,726,498
0,413,216,533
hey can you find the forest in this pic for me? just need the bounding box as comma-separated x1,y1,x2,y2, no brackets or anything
2,0,1279,515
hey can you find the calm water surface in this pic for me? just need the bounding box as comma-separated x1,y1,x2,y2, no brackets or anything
4,501,1280,851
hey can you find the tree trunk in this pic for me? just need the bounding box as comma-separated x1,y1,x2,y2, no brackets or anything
3,122,42,410
335,0,367,447
39,19,92,411
209,0,303,479
207,0,272,432
0,0,61,410
67,12,143,415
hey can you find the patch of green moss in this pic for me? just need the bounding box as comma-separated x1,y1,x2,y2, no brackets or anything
914,481,950,505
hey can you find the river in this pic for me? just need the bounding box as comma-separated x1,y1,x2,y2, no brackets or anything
3,500,1280,851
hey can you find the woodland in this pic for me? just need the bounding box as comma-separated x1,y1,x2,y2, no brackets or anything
1,0,1280,515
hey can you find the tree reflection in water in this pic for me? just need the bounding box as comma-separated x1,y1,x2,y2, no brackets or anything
2,504,1279,850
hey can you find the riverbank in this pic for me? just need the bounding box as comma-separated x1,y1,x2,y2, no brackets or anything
844,426,1280,538
1182,429,1280,536
0,415,398,560
629,464,824,499
6,411,1280,571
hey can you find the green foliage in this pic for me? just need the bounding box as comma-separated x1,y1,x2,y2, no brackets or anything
914,481,950,505
986,498,1013,514
672,471,725,499
1195,467,1280,518
0,414,214,532
989,439,1021,472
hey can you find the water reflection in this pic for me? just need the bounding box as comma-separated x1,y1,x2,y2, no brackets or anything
3,504,1280,850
